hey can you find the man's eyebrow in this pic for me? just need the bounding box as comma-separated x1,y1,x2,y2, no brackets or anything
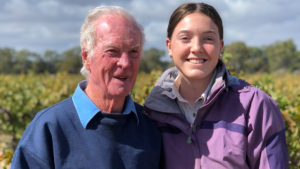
103,45,119,49
131,44,141,48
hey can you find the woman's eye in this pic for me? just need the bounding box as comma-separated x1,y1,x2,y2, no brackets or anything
203,37,215,43
205,34,217,41
180,36,190,42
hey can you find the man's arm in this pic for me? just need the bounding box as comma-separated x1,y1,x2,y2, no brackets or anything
11,146,51,169
11,109,54,169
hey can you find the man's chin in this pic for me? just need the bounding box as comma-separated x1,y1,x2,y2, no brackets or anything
108,88,131,98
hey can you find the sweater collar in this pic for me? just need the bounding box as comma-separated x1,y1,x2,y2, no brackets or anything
72,80,137,128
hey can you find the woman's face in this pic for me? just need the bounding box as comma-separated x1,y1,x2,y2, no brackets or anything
167,13,224,82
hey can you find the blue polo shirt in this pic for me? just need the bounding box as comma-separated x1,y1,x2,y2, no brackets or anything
72,81,138,128
11,81,161,169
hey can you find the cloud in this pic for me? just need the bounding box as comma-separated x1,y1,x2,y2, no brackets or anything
0,0,299,54
220,0,300,47
0,0,87,52
143,21,168,49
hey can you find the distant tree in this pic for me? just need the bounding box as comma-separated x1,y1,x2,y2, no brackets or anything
43,50,60,73
13,49,32,74
223,42,249,73
0,48,15,73
245,47,268,73
1,39,298,74
292,51,300,72
140,48,168,73
56,47,82,73
30,52,46,73
265,39,297,72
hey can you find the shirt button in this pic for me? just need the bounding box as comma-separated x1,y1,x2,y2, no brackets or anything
193,113,196,117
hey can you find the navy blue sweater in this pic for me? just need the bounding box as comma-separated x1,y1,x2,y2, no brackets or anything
11,98,161,169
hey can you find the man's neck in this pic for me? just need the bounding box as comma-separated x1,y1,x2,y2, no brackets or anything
84,83,125,114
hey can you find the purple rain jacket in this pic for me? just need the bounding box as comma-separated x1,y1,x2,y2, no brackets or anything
144,61,289,169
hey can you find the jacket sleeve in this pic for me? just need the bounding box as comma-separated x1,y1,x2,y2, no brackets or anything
246,89,289,169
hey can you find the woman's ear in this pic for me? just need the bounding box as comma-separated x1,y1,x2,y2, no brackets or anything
166,38,173,58
219,40,224,59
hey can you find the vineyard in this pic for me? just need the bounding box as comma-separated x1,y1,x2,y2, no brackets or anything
0,71,300,168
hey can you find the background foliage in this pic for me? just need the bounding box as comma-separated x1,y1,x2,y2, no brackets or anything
0,39,300,168
0,72,299,168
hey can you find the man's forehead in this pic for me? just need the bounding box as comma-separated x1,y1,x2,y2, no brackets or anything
95,14,138,32
95,15,141,45
99,37,141,48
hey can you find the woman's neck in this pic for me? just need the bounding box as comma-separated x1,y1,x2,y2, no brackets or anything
178,72,214,105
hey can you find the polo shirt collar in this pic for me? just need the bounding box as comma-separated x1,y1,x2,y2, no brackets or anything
72,80,138,128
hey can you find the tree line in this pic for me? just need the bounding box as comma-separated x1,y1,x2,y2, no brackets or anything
0,39,299,74
223,39,300,73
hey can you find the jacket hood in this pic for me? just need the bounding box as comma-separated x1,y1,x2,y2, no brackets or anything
144,60,243,114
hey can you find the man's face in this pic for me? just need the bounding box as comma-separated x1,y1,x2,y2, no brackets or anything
85,14,142,98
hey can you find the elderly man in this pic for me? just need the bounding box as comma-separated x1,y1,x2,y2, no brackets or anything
11,6,161,169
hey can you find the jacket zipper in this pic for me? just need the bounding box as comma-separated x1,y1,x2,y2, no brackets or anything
186,123,195,144
186,84,226,144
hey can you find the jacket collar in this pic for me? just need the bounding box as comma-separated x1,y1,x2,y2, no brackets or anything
144,60,238,114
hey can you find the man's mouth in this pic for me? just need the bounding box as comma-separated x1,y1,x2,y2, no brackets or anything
114,76,128,81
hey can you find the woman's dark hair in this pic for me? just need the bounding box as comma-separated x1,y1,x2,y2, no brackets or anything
167,2,223,40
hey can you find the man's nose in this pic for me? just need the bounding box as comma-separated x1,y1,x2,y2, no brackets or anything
117,53,130,69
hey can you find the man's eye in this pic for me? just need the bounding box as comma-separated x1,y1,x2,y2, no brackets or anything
129,49,140,58
106,49,120,57
108,49,117,53
130,49,138,53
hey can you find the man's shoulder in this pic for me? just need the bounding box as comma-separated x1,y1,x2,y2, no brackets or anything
133,102,159,128
18,97,78,145
133,102,143,112
134,102,148,119
31,97,76,125
12,97,79,168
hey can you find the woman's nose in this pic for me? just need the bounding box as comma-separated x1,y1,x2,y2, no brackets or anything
190,38,203,55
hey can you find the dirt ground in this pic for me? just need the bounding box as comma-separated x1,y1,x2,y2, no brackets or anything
0,134,12,169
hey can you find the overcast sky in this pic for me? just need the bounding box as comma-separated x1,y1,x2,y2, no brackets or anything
1,0,299,58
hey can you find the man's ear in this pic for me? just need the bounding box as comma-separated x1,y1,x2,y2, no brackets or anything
166,38,173,59
81,48,90,71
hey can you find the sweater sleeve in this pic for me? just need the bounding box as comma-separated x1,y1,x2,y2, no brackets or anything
246,89,289,169
11,146,51,169
11,112,54,169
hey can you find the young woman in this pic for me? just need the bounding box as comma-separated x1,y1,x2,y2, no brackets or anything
144,2,288,169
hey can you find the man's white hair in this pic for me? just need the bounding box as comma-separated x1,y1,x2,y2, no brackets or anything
79,6,145,78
